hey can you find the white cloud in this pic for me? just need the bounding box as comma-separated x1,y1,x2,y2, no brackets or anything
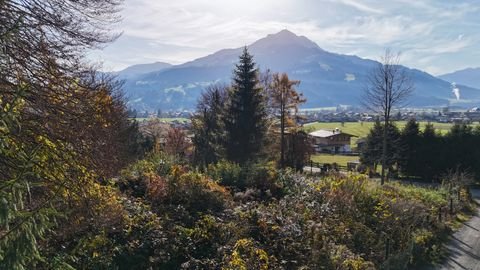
333,0,384,14
91,0,480,75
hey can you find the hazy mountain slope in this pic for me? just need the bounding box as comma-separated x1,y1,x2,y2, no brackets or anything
115,62,172,79
439,67,480,89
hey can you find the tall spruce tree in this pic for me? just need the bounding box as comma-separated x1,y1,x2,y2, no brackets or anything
360,119,383,171
224,47,268,164
399,118,421,177
192,84,228,167
418,123,438,179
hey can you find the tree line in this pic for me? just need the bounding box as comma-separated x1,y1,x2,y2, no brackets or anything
361,118,480,181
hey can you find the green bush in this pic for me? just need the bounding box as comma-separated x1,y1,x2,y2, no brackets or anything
117,152,175,197
167,168,231,213
207,160,284,197
207,160,243,187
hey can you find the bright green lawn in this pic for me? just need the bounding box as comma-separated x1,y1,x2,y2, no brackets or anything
310,154,360,167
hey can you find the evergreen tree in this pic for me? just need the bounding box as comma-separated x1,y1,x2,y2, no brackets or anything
423,123,436,138
192,84,228,167
445,123,475,175
284,130,313,171
398,118,420,177
361,119,383,172
360,119,401,174
224,47,268,164
418,123,439,179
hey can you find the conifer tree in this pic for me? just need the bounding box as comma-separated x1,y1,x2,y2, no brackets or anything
360,119,401,174
192,84,228,167
399,118,420,177
418,123,438,179
360,119,383,171
224,47,268,164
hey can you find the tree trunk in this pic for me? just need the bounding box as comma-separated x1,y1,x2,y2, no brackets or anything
381,118,388,185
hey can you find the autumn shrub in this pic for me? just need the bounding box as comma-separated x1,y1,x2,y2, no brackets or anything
117,154,231,215
167,169,231,214
409,228,444,266
243,161,282,197
223,238,277,270
207,160,284,197
66,156,467,270
207,160,243,187
117,152,175,197
293,174,455,268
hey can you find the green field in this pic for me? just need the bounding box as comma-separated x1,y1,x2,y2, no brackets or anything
310,154,359,167
304,121,455,143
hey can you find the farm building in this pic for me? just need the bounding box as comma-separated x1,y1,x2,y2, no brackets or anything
309,128,356,153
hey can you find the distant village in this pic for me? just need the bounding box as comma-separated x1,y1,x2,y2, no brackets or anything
130,105,480,126
299,106,480,124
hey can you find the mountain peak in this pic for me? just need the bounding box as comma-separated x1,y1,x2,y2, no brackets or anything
251,29,321,50
272,29,298,38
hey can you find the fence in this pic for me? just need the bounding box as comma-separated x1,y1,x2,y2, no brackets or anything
307,160,349,174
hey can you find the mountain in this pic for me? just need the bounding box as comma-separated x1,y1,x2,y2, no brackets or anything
119,30,480,111
439,67,480,89
114,62,172,79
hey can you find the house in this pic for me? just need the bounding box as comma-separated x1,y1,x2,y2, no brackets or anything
309,128,356,153
466,107,480,122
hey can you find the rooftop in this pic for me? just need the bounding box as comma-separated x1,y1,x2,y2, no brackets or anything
309,128,356,138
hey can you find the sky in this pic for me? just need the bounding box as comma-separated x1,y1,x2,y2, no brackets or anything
90,0,480,75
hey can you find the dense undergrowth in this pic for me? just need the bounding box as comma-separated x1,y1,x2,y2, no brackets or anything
42,153,474,270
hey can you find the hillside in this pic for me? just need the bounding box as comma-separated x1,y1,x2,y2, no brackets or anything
439,67,480,89
114,62,173,79
118,30,480,111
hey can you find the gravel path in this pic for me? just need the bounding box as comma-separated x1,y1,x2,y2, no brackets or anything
437,189,480,270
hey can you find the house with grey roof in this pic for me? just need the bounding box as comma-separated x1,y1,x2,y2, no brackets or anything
308,128,356,153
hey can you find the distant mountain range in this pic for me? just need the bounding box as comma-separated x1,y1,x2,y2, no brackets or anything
439,67,480,90
115,30,480,111
114,62,172,79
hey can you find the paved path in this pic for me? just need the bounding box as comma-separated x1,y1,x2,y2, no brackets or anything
303,166,322,174
437,189,480,270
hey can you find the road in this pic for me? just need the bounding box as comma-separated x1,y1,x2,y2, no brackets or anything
437,188,480,270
